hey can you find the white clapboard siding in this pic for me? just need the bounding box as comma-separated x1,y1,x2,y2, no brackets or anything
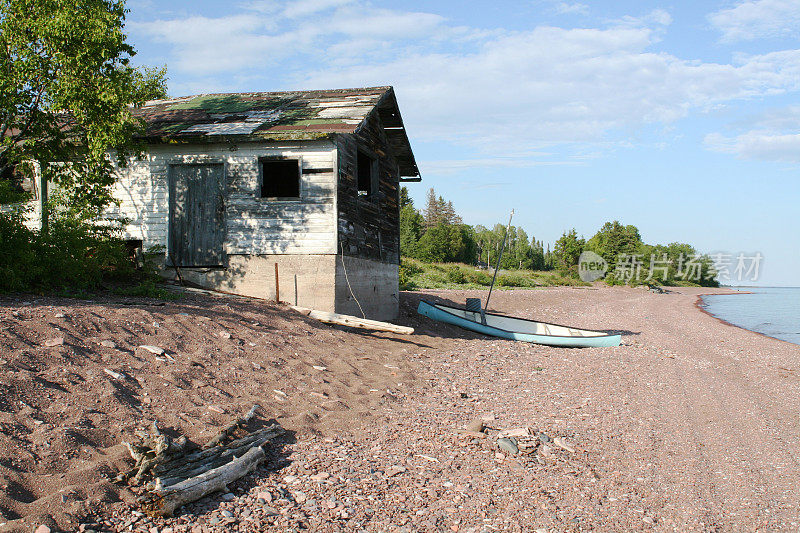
108,140,337,255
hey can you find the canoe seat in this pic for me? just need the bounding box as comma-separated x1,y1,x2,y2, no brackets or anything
465,298,482,313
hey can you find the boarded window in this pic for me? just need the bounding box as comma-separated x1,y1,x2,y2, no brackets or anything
261,158,300,198
357,150,375,197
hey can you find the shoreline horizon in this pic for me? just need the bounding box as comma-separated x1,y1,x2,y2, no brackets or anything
695,288,800,347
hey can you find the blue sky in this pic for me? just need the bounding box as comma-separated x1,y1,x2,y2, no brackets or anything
125,0,800,286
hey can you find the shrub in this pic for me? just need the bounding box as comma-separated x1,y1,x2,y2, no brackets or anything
0,202,160,294
0,180,31,204
400,258,423,276
464,269,492,286
399,260,418,290
0,207,39,291
497,272,534,287
557,264,580,280
445,265,466,284
112,279,179,300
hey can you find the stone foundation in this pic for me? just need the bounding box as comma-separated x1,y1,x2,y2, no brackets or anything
167,255,337,312
164,254,399,320
335,256,399,321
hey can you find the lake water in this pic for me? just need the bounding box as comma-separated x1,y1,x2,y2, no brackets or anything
701,287,800,346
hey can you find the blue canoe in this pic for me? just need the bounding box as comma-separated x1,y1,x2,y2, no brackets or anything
417,300,622,348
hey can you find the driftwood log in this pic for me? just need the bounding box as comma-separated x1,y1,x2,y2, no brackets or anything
291,306,414,334
141,446,266,517
117,406,284,517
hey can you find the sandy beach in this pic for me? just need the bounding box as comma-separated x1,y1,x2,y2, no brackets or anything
2,285,799,531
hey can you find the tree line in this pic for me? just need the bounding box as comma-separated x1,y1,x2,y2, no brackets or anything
400,188,718,287
553,221,719,286
400,187,555,270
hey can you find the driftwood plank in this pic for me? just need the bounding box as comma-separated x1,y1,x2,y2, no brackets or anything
142,446,266,517
203,404,260,449
291,306,414,334
152,427,282,487
151,426,282,477
119,410,285,518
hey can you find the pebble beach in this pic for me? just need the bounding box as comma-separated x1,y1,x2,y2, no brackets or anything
3,286,800,532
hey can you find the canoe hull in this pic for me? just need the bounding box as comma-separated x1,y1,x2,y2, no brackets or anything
417,300,622,348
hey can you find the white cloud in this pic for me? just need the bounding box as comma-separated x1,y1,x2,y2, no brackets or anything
129,2,447,75
705,131,800,161
552,2,589,16
300,26,800,153
240,1,280,15
709,0,800,42
129,15,309,74
705,104,800,162
736,104,800,130
324,6,444,39
612,8,673,29
281,0,354,18
129,2,800,162
421,157,578,175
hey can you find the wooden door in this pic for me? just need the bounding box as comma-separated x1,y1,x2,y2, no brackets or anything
168,163,225,267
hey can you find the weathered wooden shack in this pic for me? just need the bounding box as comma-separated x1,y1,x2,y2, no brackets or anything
108,87,420,320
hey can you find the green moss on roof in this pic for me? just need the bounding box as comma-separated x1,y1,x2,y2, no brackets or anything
168,94,295,113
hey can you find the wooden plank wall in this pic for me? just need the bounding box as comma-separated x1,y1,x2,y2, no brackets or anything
105,140,337,256
335,111,401,264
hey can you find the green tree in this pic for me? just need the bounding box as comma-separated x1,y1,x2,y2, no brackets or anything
553,228,585,276
452,224,478,264
662,243,718,287
415,222,450,263
441,200,462,225
664,242,696,282
584,221,643,267
422,188,442,228
475,225,495,266
510,227,532,269
0,0,167,214
399,202,424,257
399,185,412,208
544,243,553,270
530,237,545,270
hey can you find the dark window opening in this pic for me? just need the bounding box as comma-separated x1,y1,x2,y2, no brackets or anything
0,158,15,183
357,150,374,197
0,158,34,202
125,239,144,268
261,158,300,198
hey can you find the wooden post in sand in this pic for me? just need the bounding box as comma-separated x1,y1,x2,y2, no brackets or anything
274,263,280,302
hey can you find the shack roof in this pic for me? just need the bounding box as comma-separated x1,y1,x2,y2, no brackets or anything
133,86,420,179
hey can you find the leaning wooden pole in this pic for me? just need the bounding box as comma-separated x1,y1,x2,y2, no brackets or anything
483,209,514,324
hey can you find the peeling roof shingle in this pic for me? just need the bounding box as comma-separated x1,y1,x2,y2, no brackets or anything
132,86,419,178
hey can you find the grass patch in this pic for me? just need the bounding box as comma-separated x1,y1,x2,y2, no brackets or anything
400,257,588,290
111,279,181,300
